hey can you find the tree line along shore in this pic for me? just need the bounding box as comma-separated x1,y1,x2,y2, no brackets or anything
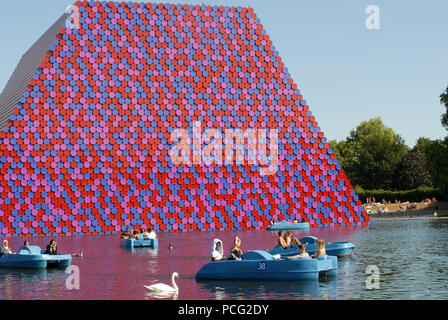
329,85,448,211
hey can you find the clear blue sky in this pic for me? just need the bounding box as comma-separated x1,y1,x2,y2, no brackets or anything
1,0,447,146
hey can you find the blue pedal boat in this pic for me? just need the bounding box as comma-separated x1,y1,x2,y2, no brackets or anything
269,236,355,258
266,221,310,231
195,250,337,281
42,252,72,268
0,246,72,269
120,234,158,249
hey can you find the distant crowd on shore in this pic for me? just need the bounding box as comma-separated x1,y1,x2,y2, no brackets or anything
364,197,438,214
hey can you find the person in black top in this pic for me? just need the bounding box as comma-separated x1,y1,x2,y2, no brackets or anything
227,236,243,260
130,230,140,239
44,239,83,257
45,239,57,255
120,228,132,239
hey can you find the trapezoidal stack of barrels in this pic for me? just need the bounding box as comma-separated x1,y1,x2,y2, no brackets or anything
0,1,369,237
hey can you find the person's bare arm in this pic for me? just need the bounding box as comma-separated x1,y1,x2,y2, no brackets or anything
278,238,288,249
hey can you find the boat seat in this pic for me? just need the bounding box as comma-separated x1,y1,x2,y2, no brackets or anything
241,250,274,261
299,236,317,244
17,246,42,255
271,244,295,251
270,244,284,251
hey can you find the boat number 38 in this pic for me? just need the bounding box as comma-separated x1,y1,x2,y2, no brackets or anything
257,262,267,271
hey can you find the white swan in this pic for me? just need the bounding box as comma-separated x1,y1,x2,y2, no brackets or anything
144,272,179,293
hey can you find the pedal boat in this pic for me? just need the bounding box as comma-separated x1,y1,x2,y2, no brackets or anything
195,250,337,281
0,245,72,269
120,234,158,249
269,236,355,258
266,221,310,231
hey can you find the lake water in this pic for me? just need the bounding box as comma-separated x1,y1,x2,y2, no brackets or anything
1,219,447,300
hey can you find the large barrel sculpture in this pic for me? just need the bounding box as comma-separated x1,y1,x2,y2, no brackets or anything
0,1,369,237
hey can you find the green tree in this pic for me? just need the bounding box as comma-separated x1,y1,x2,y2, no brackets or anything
331,117,409,190
392,152,433,190
422,137,448,199
328,139,357,175
440,85,448,130
412,137,432,155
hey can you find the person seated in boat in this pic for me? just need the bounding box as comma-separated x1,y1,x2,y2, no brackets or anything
23,240,30,246
1,240,12,255
45,239,58,255
130,230,140,240
286,244,309,260
211,239,226,261
284,230,301,247
44,239,83,257
227,236,243,261
149,228,157,239
120,228,132,239
278,231,288,249
310,238,326,259
142,227,157,240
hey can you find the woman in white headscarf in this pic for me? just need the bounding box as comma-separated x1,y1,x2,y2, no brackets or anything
1,240,12,255
211,239,226,261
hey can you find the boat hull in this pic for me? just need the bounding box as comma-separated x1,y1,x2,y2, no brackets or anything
0,246,72,269
43,254,72,268
196,250,337,281
267,222,310,231
0,254,47,269
120,238,158,249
